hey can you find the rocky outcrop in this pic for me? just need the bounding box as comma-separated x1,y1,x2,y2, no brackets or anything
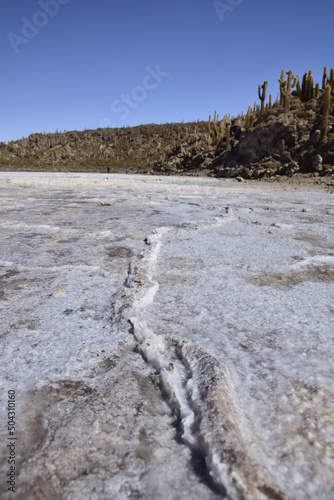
1,87,334,179
154,95,334,179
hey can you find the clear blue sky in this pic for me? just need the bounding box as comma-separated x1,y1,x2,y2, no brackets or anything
1,0,333,142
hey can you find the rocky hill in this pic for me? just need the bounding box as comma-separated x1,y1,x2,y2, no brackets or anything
1,67,334,179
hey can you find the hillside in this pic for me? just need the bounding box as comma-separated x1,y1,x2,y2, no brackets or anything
1,67,334,179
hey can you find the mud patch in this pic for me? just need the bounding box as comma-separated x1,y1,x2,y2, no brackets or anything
105,246,133,258
293,233,333,251
249,266,334,287
56,237,81,244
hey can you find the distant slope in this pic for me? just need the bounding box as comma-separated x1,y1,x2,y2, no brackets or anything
1,68,334,179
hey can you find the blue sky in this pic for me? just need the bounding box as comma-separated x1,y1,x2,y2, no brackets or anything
1,0,333,142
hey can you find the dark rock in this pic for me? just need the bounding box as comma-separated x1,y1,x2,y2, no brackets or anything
312,154,323,172
153,161,163,172
190,153,205,169
310,129,321,145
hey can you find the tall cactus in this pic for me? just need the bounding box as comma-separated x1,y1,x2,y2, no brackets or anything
258,81,268,115
314,82,320,99
279,70,298,110
286,70,294,94
246,105,254,129
328,68,334,94
322,66,328,90
225,120,231,151
286,71,298,95
218,119,226,146
298,71,315,102
307,70,314,100
320,84,331,141
281,81,291,113
278,69,285,106
291,74,299,93
296,76,301,98
208,113,219,145
300,72,308,101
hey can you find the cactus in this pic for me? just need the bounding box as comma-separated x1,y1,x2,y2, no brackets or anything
322,66,328,90
278,69,285,105
307,70,314,100
281,81,291,113
300,72,308,101
291,74,299,93
211,122,218,144
225,120,231,151
285,71,298,95
286,70,293,94
314,82,320,99
296,77,301,98
246,105,254,129
273,93,280,107
328,68,334,94
320,84,331,141
258,81,268,115
298,71,314,101
279,71,298,108
269,94,272,109
209,112,228,146
217,120,226,146
208,114,216,143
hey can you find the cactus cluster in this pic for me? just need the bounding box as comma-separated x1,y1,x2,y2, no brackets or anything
322,66,334,93
294,66,334,102
209,64,333,157
326,67,334,94
278,70,299,112
208,111,219,144
298,70,314,102
208,112,231,149
245,105,254,129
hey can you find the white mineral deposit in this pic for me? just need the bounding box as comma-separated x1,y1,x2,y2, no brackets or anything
0,172,333,499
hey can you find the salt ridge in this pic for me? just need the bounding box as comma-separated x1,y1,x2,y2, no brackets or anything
114,226,286,499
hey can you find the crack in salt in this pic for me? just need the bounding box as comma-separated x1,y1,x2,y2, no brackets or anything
113,226,286,500
113,227,228,496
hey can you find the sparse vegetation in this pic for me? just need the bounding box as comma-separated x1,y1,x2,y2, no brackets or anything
292,110,314,120
1,66,333,179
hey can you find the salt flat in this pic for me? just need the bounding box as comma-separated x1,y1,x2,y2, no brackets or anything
0,172,333,499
